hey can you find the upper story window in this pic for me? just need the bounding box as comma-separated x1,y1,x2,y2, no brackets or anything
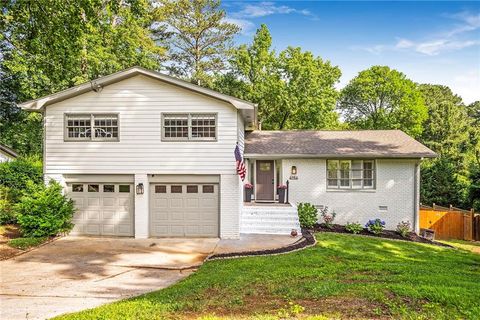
162,113,216,141
327,160,375,189
65,114,119,141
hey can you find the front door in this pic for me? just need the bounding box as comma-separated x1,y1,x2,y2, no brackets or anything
256,160,274,201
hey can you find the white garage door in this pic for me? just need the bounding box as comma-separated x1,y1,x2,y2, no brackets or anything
68,183,134,236
150,183,219,237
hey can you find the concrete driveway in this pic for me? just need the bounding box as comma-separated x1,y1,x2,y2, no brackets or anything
0,236,219,320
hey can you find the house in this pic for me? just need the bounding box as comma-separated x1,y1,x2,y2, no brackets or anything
0,144,18,162
19,67,436,239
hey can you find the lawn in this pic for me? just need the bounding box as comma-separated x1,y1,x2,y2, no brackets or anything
439,239,480,255
55,233,480,320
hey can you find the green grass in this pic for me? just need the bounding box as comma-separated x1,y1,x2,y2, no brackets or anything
55,233,480,320
439,239,480,254
8,237,47,250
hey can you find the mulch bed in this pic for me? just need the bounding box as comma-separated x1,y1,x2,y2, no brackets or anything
314,224,453,248
207,229,316,260
0,224,23,260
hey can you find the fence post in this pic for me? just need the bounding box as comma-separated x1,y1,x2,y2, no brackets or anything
469,209,475,241
286,180,289,204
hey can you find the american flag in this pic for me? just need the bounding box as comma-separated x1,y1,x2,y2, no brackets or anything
234,144,246,181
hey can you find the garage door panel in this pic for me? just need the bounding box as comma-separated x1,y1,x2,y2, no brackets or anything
68,183,134,237
150,182,219,237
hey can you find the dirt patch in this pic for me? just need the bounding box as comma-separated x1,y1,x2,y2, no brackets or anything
0,224,23,260
181,295,392,319
314,224,453,248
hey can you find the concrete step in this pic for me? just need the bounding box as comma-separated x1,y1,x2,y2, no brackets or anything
241,217,300,224
240,226,300,235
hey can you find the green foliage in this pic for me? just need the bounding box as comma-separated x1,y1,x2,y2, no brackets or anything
15,181,75,237
8,237,47,250
215,24,341,130
339,66,427,137
54,233,480,320
0,156,43,202
345,222,363,234
158,0,240,85
396,221,411,238
468,165,480,211
365,219,385,235
421,157,470,208
297,202,318,228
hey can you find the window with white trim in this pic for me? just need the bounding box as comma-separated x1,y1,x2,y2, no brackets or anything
327,160,375,189
65,114,119,141
162,113,216,141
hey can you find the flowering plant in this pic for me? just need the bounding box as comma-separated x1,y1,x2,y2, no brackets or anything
396,221,411,238
365,219,385,235
244,183,253,189
320,206,336,229
277,184,288,189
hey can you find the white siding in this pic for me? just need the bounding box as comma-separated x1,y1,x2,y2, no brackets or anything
282,159,417,230
0,151,14,162
237,112,245,153
44,75,239,175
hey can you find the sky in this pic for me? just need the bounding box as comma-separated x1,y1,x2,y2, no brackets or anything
221,1,480,104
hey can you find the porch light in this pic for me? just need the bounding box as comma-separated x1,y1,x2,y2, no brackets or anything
136,183,144,195
291,166,297,175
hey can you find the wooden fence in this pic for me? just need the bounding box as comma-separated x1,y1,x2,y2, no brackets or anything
420,204,478,241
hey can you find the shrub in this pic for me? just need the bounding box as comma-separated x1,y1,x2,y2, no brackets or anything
0,156,43,202
15,181,75,237
396,221,411,238
319,206,336,229
345,222,363,234
0,186,15,224
297,203,318,228
365,219,385,235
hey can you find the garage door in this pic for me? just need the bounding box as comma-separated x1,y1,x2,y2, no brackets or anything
68,183,134,236
150,183,219,237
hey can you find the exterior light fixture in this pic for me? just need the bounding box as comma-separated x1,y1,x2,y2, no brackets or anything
136,183,144,195
291,166,297,175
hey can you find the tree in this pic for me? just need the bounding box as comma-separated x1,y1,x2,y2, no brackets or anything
158,0,240,85
0,0,166,155
418,84,470,162
215,25,341,130
338,66,427,137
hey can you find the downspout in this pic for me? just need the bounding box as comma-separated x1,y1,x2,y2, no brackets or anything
413,159,421,234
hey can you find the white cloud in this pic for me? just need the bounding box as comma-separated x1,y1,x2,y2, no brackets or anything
224,18,255,35
450,70,480,104
233,2,318,19
357,10,480,56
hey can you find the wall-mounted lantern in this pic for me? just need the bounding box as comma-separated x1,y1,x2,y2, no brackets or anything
291,166,297,175
136,183,144,195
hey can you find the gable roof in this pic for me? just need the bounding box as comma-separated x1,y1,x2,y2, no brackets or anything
17,66,257,113
0,144,18,159
244,130,437,159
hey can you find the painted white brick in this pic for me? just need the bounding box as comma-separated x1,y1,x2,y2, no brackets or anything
134,174,149,238
220,174,241,239
282,159,418,230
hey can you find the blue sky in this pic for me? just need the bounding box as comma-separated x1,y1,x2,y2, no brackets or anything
222,1,480,104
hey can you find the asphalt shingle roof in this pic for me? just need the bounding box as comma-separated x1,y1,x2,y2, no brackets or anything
244,130,437,158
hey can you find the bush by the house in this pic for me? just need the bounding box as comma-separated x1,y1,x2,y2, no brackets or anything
0,156,43,203
15,181,75,237
396,221,411,238
365,219,385,235
345,222,363,234
0,186,16,224
297,203,318,229
320,206,336,229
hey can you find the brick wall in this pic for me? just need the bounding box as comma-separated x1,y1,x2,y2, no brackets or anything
282,159,418,230
220,174,241,239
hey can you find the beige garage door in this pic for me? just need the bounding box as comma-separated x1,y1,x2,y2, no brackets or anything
150,183,219,237
68,183,134,236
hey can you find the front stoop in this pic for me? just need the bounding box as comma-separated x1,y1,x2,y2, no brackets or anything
240,204,300,235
